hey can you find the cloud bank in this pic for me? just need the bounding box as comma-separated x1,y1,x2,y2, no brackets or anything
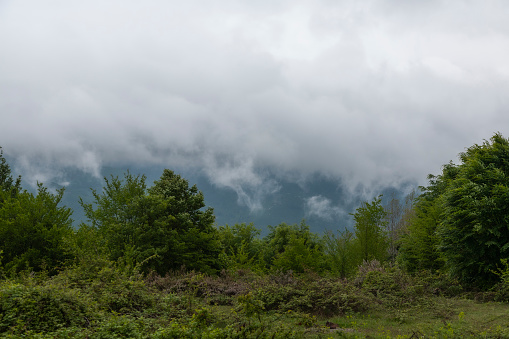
2,0,509,205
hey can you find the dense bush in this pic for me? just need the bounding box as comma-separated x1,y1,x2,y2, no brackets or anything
251,272,375,316
0,280,93,334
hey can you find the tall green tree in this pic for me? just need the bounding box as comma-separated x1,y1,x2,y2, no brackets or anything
79,171,147,261
0,149,72,274
352,195,388,262
145,169,220,274
0,186,73,274
438,133,509,286
397,167,458,273
80,169,221,275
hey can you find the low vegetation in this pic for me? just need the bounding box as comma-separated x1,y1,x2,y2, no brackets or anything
1,263,509,338
1,133,509,338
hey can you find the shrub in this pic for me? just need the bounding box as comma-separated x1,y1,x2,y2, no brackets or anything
146,269,253,306
251,273,374,316
0,281,92,334
50,258,155,316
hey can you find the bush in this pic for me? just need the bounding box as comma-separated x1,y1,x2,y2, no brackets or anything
251,273,374,316
53,260,155,315
0,280,93,334
412,270,464,297
146,269,253,306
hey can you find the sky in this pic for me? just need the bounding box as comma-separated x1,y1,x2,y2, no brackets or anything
1,0,509,213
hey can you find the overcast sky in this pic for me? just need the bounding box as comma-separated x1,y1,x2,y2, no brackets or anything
2,0,509,201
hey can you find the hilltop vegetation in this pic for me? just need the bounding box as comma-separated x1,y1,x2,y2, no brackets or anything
1,134,509,337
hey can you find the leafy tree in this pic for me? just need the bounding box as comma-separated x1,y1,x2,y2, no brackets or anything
0,184,73,274
438,133,509,286
352,195,388,262
79,171,147,261
396,170,457,273
0,149,73,274
217,223,264,270
263,221,325,273
396,171,457,273
145,169,221,273
323,229,357,278
80,169,221,275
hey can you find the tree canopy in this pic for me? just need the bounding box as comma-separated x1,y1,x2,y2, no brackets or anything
352,195,388,263
398,133,509,286
80,169,221,275
438,133,509,286
0,150,73,275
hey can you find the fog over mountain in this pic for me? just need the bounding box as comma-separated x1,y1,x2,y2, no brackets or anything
2,1,509,228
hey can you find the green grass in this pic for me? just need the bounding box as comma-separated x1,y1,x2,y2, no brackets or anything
323,298,509,338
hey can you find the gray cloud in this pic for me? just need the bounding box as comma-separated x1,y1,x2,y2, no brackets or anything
2,0,509,203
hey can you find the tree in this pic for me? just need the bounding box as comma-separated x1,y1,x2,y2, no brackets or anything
0,149,72,274
323,228,357,278
80,169,221,275
397,193,445,273
438,133,509,286
79,171,147,261
262,221,325,273
397,169,458,273
217,223,264,270
0,184,73,274
352,195,388,262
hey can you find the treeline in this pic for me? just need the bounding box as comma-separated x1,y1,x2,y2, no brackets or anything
0,148,412,280
2,133,509,289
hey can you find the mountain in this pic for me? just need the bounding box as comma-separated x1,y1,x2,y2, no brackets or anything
11,160,416,235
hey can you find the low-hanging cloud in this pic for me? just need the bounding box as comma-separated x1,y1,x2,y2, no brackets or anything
305,195,346,221
2,0,509,204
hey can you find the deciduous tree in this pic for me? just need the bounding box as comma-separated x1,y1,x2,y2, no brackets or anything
438,133,509,286
352,195,388,263
80,169,221,275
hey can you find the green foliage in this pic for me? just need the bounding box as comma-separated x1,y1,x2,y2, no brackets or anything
262,221,326,273
2,263,509,338
80,169,222,275
253,273,374,316
354,262,424,307
0,149,73,275
398,160,471,275
438,133,509,286
217,223,265,271
411,269,464,297
50,256,155,317
91,315,146,339
489,259,509,301
236,292,264,322
0,184,73,275
0,280,92,334
323,229,358,278
352,195,388,263
397,180,451,272
80,170,146,230
400,134,509,287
